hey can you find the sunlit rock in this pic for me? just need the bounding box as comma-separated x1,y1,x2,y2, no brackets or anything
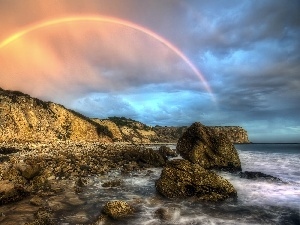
102,200,134,219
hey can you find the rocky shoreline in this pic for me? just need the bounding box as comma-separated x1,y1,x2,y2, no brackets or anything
0,141,176,224
0,122,243,224
1,122,283,224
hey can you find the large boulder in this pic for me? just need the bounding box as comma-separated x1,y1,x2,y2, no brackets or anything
155,159,237,201
176,122,241,172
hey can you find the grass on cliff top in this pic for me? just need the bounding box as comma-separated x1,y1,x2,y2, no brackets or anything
107,116,152,131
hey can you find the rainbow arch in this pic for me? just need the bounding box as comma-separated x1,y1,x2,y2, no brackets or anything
0,15,214,99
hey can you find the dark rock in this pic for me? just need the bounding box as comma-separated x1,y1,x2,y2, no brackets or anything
176,122,242,172
239,171,282,181
138,148,166,167
0,180,29,205
158,146,178,160
0,147,20,154
0,155,9,163
102,200,134,219
155,159,237,201
75,177,87,187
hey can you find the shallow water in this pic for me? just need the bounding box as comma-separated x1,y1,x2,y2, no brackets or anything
1,144,299,224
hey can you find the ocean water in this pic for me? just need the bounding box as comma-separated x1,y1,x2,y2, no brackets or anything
1,144,299,224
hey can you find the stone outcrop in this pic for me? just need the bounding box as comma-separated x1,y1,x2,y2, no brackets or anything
176,122,242,172
155,159,237,201
0,88,112,143
102,200,134,219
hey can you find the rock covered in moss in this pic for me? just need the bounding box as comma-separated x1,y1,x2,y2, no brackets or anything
176,122,241,172
155,159,237,201
102,200,134,219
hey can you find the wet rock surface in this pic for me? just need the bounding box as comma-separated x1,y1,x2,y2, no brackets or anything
158,146,178,160
0,180,29,205
177,122,242,172
155,159,237,201
154,206,180,221
102,200,134,219
239,171,282,181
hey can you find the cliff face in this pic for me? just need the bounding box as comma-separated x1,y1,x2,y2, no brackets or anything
93,117,158,143
0,88,112,143
209,126,250,143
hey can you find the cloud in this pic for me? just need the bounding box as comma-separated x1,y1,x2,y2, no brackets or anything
0,0,299,142
0,19,204,103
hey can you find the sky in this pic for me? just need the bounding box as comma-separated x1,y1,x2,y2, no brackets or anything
0,0,299,143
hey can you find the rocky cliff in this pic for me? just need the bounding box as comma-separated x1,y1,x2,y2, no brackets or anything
0,88,250,144
0,88,112,143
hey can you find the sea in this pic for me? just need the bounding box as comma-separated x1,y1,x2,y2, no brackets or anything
1,143,300,224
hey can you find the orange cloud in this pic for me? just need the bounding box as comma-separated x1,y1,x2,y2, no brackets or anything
0,20,196,104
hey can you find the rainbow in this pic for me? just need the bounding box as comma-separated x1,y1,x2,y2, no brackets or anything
0,15,214,99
